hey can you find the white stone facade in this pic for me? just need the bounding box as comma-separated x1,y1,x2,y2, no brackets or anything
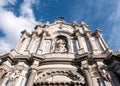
0,18,120,86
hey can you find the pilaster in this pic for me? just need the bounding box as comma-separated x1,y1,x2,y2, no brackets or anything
75,32,85,54
15,30,30,51
27,33,37,53
95,29,108,50
37,32,46,54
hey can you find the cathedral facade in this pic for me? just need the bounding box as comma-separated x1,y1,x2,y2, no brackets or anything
0,18,120,86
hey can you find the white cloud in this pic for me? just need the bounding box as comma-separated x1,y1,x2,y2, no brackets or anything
0,39,10,53
0,0,39,53
0,0,16,7
108,1,120,51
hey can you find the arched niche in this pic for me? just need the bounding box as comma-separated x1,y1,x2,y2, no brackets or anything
51,31,72,38
53,35,68,53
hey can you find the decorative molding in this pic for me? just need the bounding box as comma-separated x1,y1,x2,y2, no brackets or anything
35,69,85,85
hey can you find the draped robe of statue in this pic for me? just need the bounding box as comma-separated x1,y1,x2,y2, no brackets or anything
55,39,67,53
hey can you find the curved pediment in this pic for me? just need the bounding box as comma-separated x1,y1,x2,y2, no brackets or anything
46,23,75,37
51,30,73,38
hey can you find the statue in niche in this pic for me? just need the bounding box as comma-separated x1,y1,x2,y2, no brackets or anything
54,39,67,53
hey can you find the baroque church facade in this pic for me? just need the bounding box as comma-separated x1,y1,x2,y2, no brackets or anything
0,18,120,86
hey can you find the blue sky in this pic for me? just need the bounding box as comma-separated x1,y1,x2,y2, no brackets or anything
0,0,120,52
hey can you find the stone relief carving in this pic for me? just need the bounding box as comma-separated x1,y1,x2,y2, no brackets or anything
100,66,111,81
0,65,10,79
54,39,67,53
9,69,21,82
0,68,7,79
35,70,85,85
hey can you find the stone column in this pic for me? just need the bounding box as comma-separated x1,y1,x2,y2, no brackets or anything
84,69,94,86
81,61,94,86
37,32,46,54
26,68,37,86
16,76,24,86
0,75,9,86
26,61,39,86
89,63,106,86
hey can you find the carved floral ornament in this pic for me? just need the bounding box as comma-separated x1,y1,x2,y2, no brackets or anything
35,70,85,85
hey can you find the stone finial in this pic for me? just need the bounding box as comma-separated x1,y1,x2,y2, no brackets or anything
46,21,50,25
72,21,79,27
35,22,43,29
80,21,88,27
73,21,77,24
58,16,64,21
55,17,65,24
117,49,120,55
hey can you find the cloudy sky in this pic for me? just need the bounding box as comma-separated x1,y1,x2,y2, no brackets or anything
0,0,120,52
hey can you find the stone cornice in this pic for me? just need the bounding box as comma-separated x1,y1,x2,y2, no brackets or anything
14,55,31,63
21,30,31,37
0,53,14,64
31,53,44,61
39,58,80,66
